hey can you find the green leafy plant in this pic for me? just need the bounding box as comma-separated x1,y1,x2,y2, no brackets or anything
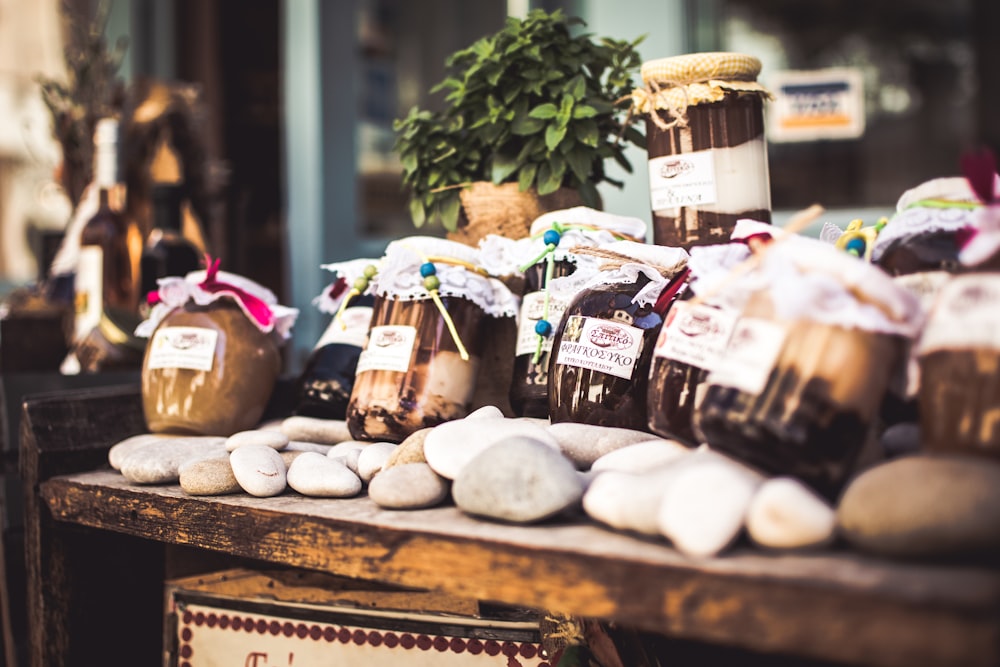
394,9,645,231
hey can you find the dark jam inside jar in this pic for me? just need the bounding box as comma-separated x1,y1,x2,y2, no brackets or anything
509,258,576,418
694,314,904,499
548,273,677,431
346,296,486,443
646,296,738,445
875,230,963,276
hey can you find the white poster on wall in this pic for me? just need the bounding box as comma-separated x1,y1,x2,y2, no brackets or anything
768,68,865,142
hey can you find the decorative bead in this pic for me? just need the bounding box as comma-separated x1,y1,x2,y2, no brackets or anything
542,229,561,247
363,264,378,279
423,275,441,291
420,262,437,278
534,319,553,336
352,277,369,292
845,237,866,255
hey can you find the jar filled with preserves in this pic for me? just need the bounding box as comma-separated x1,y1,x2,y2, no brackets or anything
346,237,517,443
293,259,378,420
548,241,689,430
631,52,772,249
646,242,750,444
917,274,1000,460
136,259,299,436
481,207,648,418
692,238,922,498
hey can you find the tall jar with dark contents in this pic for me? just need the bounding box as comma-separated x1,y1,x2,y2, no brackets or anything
692,238,922,498
294,259,378,420
346,237,517,443
917,274,1000,460
632,53,772,249
548,241,689,430
481,207,648,418
646,243,750,444
136,260,299,436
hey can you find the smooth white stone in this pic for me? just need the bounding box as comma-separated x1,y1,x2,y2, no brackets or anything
424,417,559,480
591,439,691,474
286,452,362,498
357,442,399,483
368,463,450,510
280,416,352,444
118,437,228,484
229,444,287,497
583,467,678,536
225,430,289,452
658,454,765,558
547,423,663,469
746,477,836,550
464,405,505,420
452,437,584,523
108,433,176,470
326,440,370,458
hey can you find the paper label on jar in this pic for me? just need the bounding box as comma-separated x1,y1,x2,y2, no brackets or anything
706,317,787,395
893,271,952,313
648,149,718,211
314,306,373,350
355,325,416,374
555,315,644,380
919,278,1000,353
147,326,219,371
653,302,739,371
74,245,103,340
515,291,569,356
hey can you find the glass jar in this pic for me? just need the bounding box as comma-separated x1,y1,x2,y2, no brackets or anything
917,274,1000,460
692,239,921,498
632,53,772,249
142,301,282,435
548,242,689,430
495,206,649,419
510,258,576,418
345,237,517,443
646,243,749,444
136,262,298,436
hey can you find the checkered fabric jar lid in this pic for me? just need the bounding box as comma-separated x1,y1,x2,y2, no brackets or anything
632,52,771,118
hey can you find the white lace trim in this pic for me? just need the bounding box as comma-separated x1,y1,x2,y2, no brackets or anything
372,236,518,318
135,269,299,343
314,258,380,314
871,204,977,262
763,237,923,337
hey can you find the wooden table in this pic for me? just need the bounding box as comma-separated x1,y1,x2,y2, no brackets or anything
20,385,1000,667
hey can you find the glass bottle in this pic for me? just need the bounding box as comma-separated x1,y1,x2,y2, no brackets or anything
139,183,202,298
75,118,140,341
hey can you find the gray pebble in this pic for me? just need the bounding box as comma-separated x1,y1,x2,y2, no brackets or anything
108,433,177,470
548,423,662,469
179,458,241,496
357,443,398,483
286,452,362,497
230,444,287,497
118,437,228,484
280,416,352,444
369,463,450,509
424,417,559,480
452,436,584,523
225,430,289,452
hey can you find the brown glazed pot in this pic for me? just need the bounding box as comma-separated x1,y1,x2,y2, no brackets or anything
141,300,281,436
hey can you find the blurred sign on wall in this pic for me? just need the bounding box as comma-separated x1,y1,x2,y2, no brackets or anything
768,68,865,142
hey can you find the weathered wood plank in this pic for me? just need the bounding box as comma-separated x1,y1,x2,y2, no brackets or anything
42,471,1000,667
20,386,161,667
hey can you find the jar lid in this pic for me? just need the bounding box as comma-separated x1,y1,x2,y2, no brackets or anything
315,257,380,314
761,236,923,337
135,259,299,343
479,207,648,274
372,236,518,318
632,52,771,117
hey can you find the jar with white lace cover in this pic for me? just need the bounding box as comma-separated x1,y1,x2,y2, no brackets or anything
547,241,689,431
480,207,648,418
346,237,518,442
693,237,923,498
